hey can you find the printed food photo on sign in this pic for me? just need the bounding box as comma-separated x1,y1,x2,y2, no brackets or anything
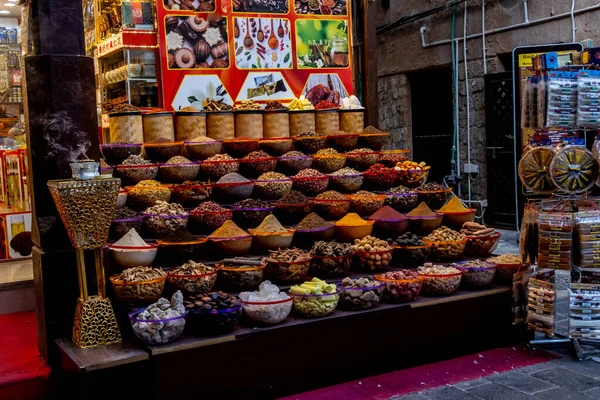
296,20,349,68
232,0,289,14
165,14,229,69
164,0,216,12
7,213,32,259
234,17,292,69
302,73,349,106
295,0,347,16
237,72,293,101
171,75,233,110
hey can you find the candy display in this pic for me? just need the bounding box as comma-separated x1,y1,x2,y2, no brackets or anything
130,291,188,345
375,270,423,303
418,264,462,295
518,146,557,194
240,281,293,326
290,278,339,317
185,291,242,335
550,144,598,194
338,277,383,310
167,261,217,295
351,235,393,271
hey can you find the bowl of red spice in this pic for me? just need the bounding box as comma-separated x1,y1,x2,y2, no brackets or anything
367,206,408,238
406,202,443,235
364,163,399,190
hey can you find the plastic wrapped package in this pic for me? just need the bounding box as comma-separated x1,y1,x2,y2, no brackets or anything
521,77,533,129
575,211,600,267
577,71,600,128
546,71,578,129
536,75,546,129
517,142,556,194
568,280,600,339
526,270,556,336
549,141,598,194
537,213,573,270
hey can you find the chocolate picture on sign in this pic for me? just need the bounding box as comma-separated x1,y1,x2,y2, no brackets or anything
165,14,229,69
232,0,289,14
234,18,291,69
164,0,215,12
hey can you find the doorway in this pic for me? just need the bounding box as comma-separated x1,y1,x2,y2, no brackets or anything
407,67,454,183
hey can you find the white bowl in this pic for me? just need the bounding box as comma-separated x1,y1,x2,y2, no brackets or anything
108,244,158,269
116,191,128,209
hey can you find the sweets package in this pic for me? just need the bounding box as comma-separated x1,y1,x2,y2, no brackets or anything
537,212,573,271
546,71,578,129
549,140,598,194
577,71,600,128
526,270,556,336
517,141,556,194
575,211,600,268
536,75,547,129
568,276,600,339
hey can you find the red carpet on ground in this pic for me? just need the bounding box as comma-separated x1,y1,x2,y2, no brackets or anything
281,345,561,400
0,311,51,399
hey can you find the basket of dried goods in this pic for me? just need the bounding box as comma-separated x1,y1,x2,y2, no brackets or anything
167,261,217,296
110,266,167,306
310,241,354,278
417,264,462,296
375,270,423,303
114,155,158,186
142,201,189,239
265,248,312,283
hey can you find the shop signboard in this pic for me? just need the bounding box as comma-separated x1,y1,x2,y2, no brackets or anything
156,0,354,110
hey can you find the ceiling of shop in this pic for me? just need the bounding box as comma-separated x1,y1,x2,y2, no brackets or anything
0,0,19,18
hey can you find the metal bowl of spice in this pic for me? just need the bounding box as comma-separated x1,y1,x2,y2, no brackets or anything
265,248,312,283
329,167,364,193
346,148,380,171
159,156,201,183
188,201,233,235
199,154,240,180
240,150,277,177
167,261,217,296
293,132,327,154
310,241,354,278
293,212,335,249
313,190,351,219
278,151,313,174
248,214,295,251
312,148,346,173
208,220,253,257
143,142,183,162
114,155,159,186
348,191,386,216
216,258,266,292
232,199,274,229
223,137,260,158
259,138,294,156
155,228,207,267
212,173,255,202
293,168,329,197
254,172,293,200
184,138,223,161
126,180,171,211
110,266,167,306
327,131,359,152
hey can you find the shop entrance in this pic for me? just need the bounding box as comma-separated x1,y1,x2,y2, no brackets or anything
408,67,454,184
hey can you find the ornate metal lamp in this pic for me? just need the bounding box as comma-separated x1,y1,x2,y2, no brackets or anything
47,160,122,348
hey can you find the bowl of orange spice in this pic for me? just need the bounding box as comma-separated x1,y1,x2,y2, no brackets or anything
437,196,476,231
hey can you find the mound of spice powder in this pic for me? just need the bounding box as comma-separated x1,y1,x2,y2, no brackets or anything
336,213,370,226
369,206,405,221
255,215,288,233
438,196,470,213
406,202,436,217
296,212,333,230
209,220,249,238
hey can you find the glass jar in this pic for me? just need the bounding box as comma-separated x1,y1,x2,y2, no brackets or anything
330,38,349,67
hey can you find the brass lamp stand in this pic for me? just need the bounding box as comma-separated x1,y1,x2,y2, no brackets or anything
47,161,122,348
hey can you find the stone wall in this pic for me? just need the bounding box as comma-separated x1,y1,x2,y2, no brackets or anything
376,0,600,200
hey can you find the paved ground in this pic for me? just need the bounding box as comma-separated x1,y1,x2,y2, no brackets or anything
390,298,600,400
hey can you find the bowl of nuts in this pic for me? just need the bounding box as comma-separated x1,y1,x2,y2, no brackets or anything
143,142,183,162
422,227,466,261
452,260,496,289
351,236,393,272
110,267,167,306
166,261,217,296
375,270,424,303
259,138,294,156
184,140,223,161
417,264,462,296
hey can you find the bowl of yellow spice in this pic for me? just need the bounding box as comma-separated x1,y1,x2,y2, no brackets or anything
208,220,253,257
437,196,476,231
249,215,295,251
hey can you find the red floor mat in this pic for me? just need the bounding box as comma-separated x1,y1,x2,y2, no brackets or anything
281,345,561,400
0,311,50,390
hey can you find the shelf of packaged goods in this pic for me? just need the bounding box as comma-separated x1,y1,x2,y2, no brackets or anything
97,31,158,59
